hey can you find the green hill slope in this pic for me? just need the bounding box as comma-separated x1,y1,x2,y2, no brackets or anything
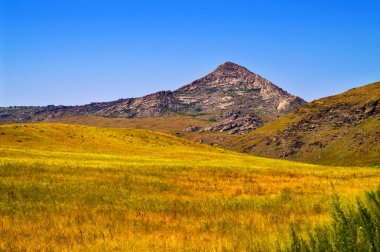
1,123,379,250
228,82,380,166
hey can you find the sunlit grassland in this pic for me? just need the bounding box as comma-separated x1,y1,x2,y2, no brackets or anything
0,124,379,251
47,114,213,134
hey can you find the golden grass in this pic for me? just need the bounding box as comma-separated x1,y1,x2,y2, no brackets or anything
0,124,379,251
47,114,212,134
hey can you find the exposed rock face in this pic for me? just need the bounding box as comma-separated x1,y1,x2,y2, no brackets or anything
200,111,263,134
0,62,306,124
268,98,380,157
93,91,183,118
174,62,305,117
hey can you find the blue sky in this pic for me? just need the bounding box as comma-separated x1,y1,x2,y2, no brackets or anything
1,0,379,106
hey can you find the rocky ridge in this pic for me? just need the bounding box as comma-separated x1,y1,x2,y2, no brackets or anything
0,62,306,133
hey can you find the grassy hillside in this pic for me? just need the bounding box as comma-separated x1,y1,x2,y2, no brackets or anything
46,113,213,134
228,82,380,166
0,123,217,156
0,123,379,251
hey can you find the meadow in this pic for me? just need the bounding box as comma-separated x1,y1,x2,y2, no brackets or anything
0,124,379,251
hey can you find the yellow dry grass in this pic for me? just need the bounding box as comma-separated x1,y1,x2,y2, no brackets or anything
0,124,379,251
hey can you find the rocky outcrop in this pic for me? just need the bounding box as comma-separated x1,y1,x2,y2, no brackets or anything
200,111,263,134
269,98,380,156
183,125,201,132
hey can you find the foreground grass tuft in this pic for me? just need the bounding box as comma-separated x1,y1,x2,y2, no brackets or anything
286,185,380,252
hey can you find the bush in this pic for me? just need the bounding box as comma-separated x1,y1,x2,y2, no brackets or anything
285,185,380,252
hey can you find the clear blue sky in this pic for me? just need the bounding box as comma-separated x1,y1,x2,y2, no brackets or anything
1,0,379,106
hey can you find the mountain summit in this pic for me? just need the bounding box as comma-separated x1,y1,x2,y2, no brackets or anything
0,62,306,124
174,62,305,118
213,61,251,73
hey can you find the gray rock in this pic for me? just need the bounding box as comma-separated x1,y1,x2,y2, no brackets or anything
183,125,200,132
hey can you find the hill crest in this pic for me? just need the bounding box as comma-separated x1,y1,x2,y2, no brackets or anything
226,81,380,166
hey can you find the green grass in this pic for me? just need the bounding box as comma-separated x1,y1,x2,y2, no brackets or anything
286,185,380,251
0,123,379,251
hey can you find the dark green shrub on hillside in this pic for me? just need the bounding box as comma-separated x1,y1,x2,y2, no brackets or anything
285,185,380,252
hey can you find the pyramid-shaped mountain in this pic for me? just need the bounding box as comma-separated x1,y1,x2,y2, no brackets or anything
0,62,306,123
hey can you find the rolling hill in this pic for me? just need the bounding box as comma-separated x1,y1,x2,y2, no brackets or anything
1,123,379,250
226,81,380,166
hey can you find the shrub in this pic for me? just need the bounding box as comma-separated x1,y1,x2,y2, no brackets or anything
285,185,380,252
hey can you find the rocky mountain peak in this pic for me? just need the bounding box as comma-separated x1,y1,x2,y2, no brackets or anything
0,62,306,127
213,62,251,74
175,62,306,117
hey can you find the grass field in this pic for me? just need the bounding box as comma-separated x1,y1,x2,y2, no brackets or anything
47,113,213,134
0,124,379,251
